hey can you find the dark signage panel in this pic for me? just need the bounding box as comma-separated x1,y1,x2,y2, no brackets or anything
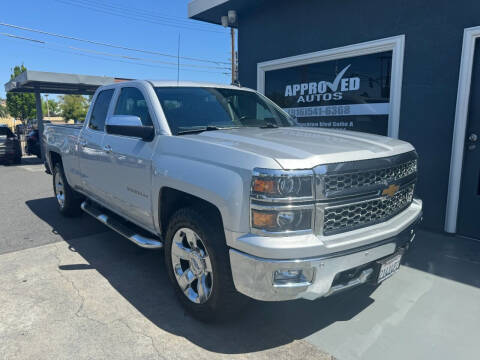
264,51,393,135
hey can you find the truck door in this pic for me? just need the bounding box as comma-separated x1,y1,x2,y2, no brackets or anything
101,86,156,231
77,88,115,202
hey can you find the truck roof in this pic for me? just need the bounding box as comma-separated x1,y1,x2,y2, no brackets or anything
147,80,253,91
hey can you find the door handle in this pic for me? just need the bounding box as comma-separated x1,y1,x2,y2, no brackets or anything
103,144,112,153
467,133,478,151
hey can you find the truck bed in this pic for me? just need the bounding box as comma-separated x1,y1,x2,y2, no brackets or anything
43,123,83,172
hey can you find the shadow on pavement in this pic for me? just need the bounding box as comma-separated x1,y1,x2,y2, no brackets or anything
404,230,480,288
20,157,44,165
26,196,376,354
25,197,109,241
2,156,44,167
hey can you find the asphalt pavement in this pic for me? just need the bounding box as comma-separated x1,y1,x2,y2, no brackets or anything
1,158,479,360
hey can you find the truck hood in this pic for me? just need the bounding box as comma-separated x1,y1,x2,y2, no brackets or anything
192,127,414,169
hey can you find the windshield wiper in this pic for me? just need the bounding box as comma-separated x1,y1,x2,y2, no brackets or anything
260,122,279,129
176,126,240,135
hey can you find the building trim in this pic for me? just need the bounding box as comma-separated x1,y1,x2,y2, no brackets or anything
257,35,405,138
188,0,229,18
445,26,480,233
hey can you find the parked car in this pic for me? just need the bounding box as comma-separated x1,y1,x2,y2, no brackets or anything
15,123,25,137
25,130,41,158
44,81,422,321
0,126,22,165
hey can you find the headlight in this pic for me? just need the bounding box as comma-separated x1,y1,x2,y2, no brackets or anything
250,168,315,235
251,169,314,200
251,206,313,233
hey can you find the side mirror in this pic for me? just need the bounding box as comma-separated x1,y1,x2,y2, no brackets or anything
105,115,155,141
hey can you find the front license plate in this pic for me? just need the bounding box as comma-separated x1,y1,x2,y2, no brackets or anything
377,253,402,283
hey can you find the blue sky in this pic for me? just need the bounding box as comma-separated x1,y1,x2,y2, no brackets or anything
0,0,231,98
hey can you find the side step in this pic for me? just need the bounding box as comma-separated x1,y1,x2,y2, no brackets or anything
81,201,163,249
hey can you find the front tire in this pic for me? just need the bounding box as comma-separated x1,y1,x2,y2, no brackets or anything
52,163,82,217
164,207,248,321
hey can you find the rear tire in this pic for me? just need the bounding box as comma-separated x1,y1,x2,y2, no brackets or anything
52,163,82,217
164,207,248,322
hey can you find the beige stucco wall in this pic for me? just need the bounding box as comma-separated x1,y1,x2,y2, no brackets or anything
0,116,16,130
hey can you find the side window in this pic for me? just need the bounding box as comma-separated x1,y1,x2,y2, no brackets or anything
114,87,153,126
89,89,114,131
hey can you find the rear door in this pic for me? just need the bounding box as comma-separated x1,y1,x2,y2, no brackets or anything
78,88,115,202
101,86,156,230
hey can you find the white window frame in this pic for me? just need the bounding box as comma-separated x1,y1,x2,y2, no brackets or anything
257,35,406,138
445,26,480,233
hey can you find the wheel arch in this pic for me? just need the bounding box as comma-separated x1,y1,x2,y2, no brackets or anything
49,151,62,169
158,187,224,239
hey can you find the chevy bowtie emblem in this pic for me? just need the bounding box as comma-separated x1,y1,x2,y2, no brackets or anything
382,184,399,197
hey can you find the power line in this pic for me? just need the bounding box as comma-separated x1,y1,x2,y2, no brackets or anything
55,0,219,30
0,22,230,66
56,0,216,28
56,0,222,31
0,32,231,75
54,0,225,34
0,32,44,44
68,46,230,70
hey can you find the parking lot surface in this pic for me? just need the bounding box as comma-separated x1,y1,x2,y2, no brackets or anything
1,160,479,360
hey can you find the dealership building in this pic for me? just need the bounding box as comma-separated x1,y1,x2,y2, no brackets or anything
189,0,480,239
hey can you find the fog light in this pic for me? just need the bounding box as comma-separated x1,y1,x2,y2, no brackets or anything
273,269,313,286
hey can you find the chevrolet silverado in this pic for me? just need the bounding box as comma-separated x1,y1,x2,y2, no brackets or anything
43,81,422,321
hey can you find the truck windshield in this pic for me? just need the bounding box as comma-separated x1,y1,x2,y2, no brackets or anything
154,87,296,135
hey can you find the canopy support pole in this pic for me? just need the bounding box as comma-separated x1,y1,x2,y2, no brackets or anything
35,90,44,161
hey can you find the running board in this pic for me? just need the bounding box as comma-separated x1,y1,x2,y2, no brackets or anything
81,201,163,249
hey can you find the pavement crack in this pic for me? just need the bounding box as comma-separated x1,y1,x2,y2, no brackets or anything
52,245,107,327
52,245,162,358
115,318,163,359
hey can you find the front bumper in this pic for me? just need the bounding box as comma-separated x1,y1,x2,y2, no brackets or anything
229,210,422,301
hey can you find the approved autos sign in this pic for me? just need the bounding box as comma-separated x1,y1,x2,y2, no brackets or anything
264,51,393,135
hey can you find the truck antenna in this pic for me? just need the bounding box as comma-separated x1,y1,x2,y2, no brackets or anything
177,33,180,85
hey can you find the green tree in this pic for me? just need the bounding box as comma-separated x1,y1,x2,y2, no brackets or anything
60,95,89,122
6,65,36,123
42,98,59,117
0,99,8,118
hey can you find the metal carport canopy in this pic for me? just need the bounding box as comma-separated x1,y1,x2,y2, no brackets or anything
4,70,130,161
4,70,127,95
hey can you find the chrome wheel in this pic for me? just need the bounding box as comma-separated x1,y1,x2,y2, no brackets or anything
171,227,213,304
54,171,65,208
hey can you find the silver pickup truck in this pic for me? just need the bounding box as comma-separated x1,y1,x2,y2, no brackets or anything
44,80,422,321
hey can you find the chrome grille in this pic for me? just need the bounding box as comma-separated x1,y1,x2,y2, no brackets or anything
323,184,415,235
324,159,417,193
